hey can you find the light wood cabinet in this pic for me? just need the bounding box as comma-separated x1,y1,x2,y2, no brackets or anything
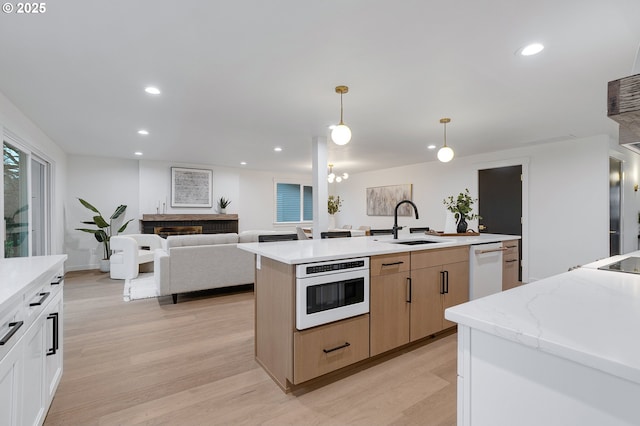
293,314,369,384
369,253,410,356
411,246,469,338
370,247,469,356
502,240,520,290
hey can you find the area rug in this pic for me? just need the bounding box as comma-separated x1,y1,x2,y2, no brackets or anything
123,273,157,301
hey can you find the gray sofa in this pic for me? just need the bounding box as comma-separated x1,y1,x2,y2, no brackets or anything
154,231,279,303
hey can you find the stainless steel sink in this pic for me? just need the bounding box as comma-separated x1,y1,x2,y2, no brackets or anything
389,239,441,245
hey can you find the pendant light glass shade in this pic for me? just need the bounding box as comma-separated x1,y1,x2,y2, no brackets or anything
437,117,454,163
437,146,454,162
331,124,351,145
331,86,351,145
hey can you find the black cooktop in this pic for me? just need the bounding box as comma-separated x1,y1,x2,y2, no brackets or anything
598,256,640,274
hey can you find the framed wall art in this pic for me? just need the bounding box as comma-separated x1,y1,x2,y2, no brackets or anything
366,184,413,216
171,167,213,208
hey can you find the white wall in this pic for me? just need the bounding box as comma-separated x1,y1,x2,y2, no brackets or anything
332,135,614,282
65,157,309,270
0,91,67,256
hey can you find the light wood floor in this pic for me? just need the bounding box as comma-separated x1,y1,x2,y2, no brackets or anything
44,270,458,425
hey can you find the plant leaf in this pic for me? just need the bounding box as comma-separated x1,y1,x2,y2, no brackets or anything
111,205,127,220
117,219,134,233
78,198,100,214
93,215,109,228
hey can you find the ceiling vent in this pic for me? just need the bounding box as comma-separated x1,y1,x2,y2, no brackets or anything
608,73,640,153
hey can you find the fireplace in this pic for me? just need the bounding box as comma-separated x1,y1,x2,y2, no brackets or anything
153,226,203,238
140,214,238,236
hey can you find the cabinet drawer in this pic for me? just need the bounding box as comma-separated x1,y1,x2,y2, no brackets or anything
370,253,410,276
502,240,519,257
293,314,369,384
411,246,469,269
0,305,24,362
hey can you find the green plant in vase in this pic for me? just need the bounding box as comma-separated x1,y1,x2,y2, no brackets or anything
443,189,480,233
218,196,231,213
76,199,133,268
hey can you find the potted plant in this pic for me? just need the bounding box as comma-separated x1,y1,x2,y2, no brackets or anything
76,198,133,272
328,195,342,229
443,189,480,233
218,196,231,214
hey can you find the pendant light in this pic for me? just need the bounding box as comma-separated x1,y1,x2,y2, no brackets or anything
331,85,352,145
327,164,349,183
437,118,455,163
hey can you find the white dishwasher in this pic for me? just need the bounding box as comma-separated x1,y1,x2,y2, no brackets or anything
469,242,504,300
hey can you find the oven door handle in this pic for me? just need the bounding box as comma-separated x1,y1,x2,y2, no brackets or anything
323,342,351,354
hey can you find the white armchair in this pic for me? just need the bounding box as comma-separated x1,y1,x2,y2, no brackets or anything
110,234,166,280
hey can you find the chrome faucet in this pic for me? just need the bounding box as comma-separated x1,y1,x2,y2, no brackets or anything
393,200,419,239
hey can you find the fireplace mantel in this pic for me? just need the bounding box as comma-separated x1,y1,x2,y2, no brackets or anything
140,214,238,235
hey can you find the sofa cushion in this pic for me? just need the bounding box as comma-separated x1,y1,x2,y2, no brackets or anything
166,233,239,249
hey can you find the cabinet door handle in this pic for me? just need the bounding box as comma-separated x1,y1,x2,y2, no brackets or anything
440,271,445,294
0,321,24,345
505,259,518,263
30,291,50,307
381,261,404,267
51,275,63,285
505,245,518,249
444,270,449,294
406,277,412,303
46,313,59,356
323,342,351,353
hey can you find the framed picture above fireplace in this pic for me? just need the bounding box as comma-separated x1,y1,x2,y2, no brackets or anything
171,167,213,208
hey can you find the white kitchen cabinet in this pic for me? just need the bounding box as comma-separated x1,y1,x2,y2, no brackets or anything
0,339,23,426
0,256,66,426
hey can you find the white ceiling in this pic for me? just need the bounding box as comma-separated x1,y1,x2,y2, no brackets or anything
1,0,639,174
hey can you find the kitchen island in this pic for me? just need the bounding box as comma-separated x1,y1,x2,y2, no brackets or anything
239,233,519,391
445,251,640,426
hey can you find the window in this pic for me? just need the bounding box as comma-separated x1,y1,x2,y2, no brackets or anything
275,181,313,223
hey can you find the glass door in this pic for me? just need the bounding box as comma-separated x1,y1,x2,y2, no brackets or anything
3,141,29,257
31,156,49,256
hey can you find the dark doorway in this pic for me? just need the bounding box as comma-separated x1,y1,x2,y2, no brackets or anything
478,165,523,280
609,157,622,256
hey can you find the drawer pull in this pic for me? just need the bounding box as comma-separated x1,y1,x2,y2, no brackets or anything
476,247,507,254
505,245,518,248
46,313,59,356
505,259,519,263
30,292,50,307
51,275,63,285
0,321,24,345
381,261,404,267
323,342,351,354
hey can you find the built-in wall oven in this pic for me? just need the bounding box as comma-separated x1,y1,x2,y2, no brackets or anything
295,257,369,330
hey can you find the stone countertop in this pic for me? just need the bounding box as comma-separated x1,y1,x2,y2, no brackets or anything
238,233,520,265
445,250,640,385
0,255,67,309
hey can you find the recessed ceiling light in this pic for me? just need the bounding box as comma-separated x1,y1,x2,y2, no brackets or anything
274,147,282,152
134,151,143,156
518,43,544,56
240,161,247,165
137,130,149,135
427,144,436,150
144,86,161,95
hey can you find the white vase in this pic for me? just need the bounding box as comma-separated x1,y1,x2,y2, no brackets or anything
219,208,226,214
444,211,457,234
99,259,110,273
328,214,336,230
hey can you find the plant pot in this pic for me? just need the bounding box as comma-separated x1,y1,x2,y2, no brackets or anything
99,259,110,273
329,214,336,230
456,216,468,233
219,208,226,214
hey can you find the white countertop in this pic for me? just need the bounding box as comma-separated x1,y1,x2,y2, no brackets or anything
238,233,520,264
0,255,67,308
445,251,640,385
